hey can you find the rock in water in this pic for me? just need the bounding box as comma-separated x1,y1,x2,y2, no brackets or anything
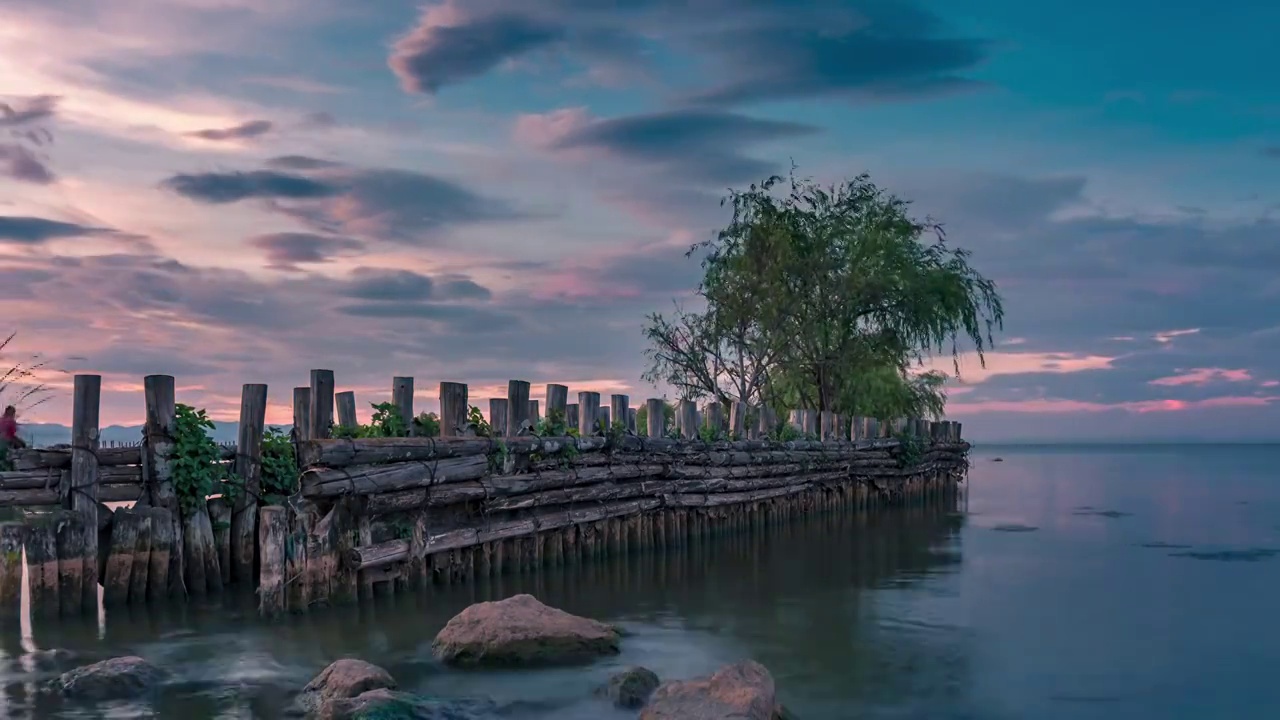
50,656,166,700
318,688,499,720
601,666,661,708
297,658,397,715
432,594,621,667
640,660,777,720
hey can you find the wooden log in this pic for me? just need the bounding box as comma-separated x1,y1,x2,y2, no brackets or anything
757,405,776,439
679,400,698,439
141,507,172,601
439,382,468,438
285,500,311,612
305,505,336,607
0,465,142,489
67,374,101,613
489,399,509,439
144,374,185,598
627,407,637,432
292,387,312,443
303,454,490,497
546,384,569,417
802,410,817,436
820,411,835,440
705,402,724,434
310,370,335,440
258,505,286,618
182,508,222,597
408,510,427,588
232,383,267,586
528,399,541,425
729,401,747,439
598,407,610,428
357,511,373,601
335,391,358,430
331,501,357,604
565,403,578,429
26,517,59,618
646,399,664,438
103,508,144,607
392,376,414,433
208,497,232,587
53,510,85,616
610,395,629,433
0,522,23,622
128,511,152,605
578,392,601,436
507,380,531,437
12,446,142,470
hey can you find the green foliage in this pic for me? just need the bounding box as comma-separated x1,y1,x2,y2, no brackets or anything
412,411,440,437
642,168,1002,423
766,421,802,443
698,423,727,443
534,407,574,436
634,401,676,437
331,402,414,439
259,427,298,504
465,405,493,437
894,431,924,469
172,403,235,516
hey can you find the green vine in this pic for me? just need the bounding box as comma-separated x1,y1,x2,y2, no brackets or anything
412,411,441,437
172,403,236,517
464,405,493,437
534,407,574,437
698,424,728,442
894,431,924,469
259,427,298,504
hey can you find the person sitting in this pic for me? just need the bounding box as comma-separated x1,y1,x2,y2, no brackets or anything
0,405,27,450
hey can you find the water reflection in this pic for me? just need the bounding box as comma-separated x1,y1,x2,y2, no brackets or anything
0,489,967,718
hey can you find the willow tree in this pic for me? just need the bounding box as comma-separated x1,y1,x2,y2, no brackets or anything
643,170,1003,420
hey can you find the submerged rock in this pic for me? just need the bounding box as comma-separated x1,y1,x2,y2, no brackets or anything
298,658,397,716
50,655,166,700
640,660,777,720
432,594,621,668
600,665,661,708
318,688,497,720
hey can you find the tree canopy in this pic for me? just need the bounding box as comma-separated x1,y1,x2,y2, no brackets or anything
642,170,1003,421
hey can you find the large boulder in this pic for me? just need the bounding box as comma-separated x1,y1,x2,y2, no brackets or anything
432,594,621,667
640,660,777,720
297,658,397,716
50,655,166,700
600,666,661,709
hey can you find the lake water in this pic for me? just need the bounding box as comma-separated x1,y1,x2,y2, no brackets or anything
2,444,1278,718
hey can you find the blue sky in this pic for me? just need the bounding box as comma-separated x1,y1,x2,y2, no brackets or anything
1,0,1278,441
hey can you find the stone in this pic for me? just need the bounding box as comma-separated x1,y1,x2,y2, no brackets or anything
297,658,397,715
600,666,661,709
50,655,166,701
639,660,777,720
318,688,501,720
432,594,621,667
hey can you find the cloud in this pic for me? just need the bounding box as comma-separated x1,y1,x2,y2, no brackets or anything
516,108,818,184
247,232,364,271
1148,368,1253,387
386,1,992,106
1263,146,1280,159
265,155,342,170
0,143,56,184
186,119,274,141
0,216,111,244
341,268,437,302
0,94,59,127
162,170,339,203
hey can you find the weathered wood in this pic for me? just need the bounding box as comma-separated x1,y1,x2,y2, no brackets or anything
182,507,222,597
357,510,373,600
144,374,184,598
128,510,152,604
802,410,818,436
335,391,358,430
0,522,23,622
143,507,173,601
208,497,232,587
53,510,85,616
12,446,141,470
26,517,59,617
627,407,637,432
303,455,491,497
820,411,836,440
545,384,569,417
679,400,698,439
309,369,335,440
729,401,747,439
258,505,286,618
488,399,509,439
578,392,601,436
392,376,415,433
232,383,267,586
439,382,468,438
103,508,143,607
528,399,541,425
757,405,775,439
646,399,664,438
565,403,579,429
0,482,149,507
507,380,531,437
0,465,143,489
292,387,312,443
67,374,101,612
285,500,311,612
705,402,724,434
599,407,610,428
610,395,630,434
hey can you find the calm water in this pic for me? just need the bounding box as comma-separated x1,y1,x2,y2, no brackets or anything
2,444,1278,718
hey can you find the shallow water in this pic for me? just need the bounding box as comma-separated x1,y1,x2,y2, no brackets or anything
3,444,1279,718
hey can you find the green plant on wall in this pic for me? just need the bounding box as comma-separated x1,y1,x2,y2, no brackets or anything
412,411,441,437
331,402,412,439
464,405,492,437
259,427,298,504
894,430,924,469
534,407,574,437
172,403,236,516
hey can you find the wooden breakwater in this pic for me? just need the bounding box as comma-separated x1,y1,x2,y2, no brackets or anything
0,372,968,623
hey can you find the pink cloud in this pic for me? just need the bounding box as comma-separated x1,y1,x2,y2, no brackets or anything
924,350,1116,384
1149,367,1252,386
1153,328,1200,344
949,395,1279,415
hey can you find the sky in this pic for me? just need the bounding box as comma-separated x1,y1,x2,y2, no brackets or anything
1,0,1279,442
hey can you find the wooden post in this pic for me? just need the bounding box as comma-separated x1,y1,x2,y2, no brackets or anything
679,400,698,439
507,380,531,437
546,384,569,418
285,500,311,612
953,421,963,442
627,407,637,432
232,383,267,586
489,399,509,438
53,510,85,616
309,370,335,440
439,382,468,438
528,399,541,425
66,374,100,612
578,392,601,436
705,402,724,435
292,387,312,442
103,508,143,608
566,404,579,429
0,522,23,622
392,376,414,432
258,505,286,618
26,517,58,618
208,497,232,586
143,375,184,598
729,401,747,439
598,407,610,428
646,399,664,438
610,395,629,434
757,405,775,439
819,411,835,440
335,391,358,430
141,507,172,602
128,511,152,605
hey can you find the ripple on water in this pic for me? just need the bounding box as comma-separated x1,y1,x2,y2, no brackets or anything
1072,509,1133,518
1137,542,1193,549
1168,548,1280,562
991,524,1039,533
